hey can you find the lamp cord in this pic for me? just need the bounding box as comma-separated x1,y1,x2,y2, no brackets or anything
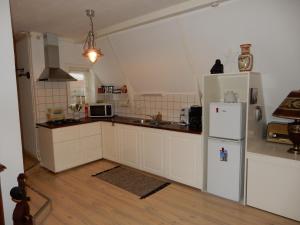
83,13,95,50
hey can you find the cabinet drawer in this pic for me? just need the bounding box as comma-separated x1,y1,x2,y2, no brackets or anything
52,126,79,143
80,122,101,138
53,140,81,172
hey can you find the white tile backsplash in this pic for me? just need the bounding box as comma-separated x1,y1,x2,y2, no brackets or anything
35,81,70,123
114,93,200,122
34,80,200,124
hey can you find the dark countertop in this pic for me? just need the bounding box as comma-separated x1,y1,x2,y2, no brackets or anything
36,116,202,135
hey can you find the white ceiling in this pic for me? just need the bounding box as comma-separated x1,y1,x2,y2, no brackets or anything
10,0,188,40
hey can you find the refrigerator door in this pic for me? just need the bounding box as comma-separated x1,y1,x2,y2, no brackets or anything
209,102,246,140
207,138,244,202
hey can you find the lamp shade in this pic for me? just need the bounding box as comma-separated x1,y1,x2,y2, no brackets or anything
82,48,103,63
272,90,300,120
82,9,103,63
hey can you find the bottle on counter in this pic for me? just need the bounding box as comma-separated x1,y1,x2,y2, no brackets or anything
84,104,89,118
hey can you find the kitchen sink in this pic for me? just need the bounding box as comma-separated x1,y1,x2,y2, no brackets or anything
132,119,172,126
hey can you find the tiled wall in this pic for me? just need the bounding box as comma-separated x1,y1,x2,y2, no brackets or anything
35,81,69,123
115,93,200,122
34,80,200,123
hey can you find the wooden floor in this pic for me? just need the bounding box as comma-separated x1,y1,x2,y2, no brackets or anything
26,160,299,225
23,152,39,171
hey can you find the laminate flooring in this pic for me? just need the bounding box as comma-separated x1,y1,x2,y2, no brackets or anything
26,160,300,225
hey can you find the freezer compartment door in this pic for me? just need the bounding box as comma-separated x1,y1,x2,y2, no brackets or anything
207,138,244,202
209,102,246,140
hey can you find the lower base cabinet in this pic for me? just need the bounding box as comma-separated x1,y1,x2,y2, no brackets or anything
102,122,119,162
247,153,300,221
39,121,203,189
118,124,140,169
38,122,102,173
81,135,102,163
166,132,203,188
114,124,203,189
141,129,166,177
53,140,81,172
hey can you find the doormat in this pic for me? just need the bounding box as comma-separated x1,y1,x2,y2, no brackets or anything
92,166,170,199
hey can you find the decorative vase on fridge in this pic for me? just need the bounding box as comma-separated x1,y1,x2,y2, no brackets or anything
238,44,253,72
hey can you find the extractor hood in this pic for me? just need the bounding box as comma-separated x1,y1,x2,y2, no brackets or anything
39,33,77,82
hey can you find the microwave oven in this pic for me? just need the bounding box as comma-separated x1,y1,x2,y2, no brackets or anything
89,103,114,117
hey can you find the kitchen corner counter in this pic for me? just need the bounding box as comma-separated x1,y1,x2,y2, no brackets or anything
36,116,202,135
247,137,300,161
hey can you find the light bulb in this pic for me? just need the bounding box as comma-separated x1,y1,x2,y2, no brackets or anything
87,50,98,63
83,48,103,63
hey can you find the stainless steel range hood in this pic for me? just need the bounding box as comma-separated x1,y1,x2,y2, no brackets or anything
39,33,77,82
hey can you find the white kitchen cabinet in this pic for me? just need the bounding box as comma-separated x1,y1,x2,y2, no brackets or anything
80,135,102,163
166,132,203,189
53,140,81,172
79,122,101,138
118,124,140,169
247,153,300,221
52,125,79,143
140,128,166,177
38,122,102,173
102,123,203,188
101,122,119,162
39,120,204,188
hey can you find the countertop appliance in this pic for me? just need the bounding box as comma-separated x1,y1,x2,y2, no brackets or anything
207,102,246,202
266,122,292,145
180,107,189,125
89,103,114,117
189,106,202,131
47,108,65,121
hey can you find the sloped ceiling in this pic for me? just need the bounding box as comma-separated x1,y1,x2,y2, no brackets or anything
10,0,187,39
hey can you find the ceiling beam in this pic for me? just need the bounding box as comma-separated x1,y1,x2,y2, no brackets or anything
94,0,229,38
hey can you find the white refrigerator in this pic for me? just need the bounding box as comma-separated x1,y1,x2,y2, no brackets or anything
207,102,246,202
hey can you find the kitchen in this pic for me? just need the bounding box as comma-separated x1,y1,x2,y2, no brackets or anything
1,0,300,225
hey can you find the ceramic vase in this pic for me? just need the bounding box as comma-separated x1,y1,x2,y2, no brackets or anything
238,44,253,72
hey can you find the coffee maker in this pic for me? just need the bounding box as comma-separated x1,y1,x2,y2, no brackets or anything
189,106,202,131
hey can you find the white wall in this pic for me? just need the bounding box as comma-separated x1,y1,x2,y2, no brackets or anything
94,0,300,122
16,36,37,157
92,37,126,87
28,33,91,81
59,39,90,70
0,0,24,224
178,0,300,122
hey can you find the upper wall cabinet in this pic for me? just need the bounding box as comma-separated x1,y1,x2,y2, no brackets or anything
108,18,196,94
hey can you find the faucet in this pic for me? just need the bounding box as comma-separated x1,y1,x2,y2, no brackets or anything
146,112,162,122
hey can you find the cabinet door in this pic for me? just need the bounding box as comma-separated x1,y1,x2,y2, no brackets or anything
118,125,140,169
167,132,203,189
38,127,55,171
247,154,300,221
102,122,119,162
52,126,79,143
53,140,81,172
80,135,102,163
79,122,101,138
141,129,165,176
